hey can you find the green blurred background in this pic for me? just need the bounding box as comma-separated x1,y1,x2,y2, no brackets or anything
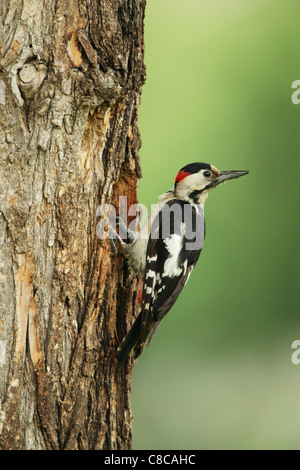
131,0,300,450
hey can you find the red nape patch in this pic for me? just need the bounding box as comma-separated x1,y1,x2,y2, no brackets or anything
175,170,191,184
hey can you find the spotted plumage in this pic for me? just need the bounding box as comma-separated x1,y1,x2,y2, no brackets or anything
137,200,205,354
116,162,249,371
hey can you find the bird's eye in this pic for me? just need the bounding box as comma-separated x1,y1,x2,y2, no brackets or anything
203,171,211,177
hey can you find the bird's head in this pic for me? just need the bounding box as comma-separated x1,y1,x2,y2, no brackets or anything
174,162,249,204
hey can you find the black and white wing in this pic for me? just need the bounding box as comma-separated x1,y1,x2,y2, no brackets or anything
116,199,205,370
138,199,205,351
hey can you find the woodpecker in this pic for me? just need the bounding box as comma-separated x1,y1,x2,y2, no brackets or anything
115,162,249,371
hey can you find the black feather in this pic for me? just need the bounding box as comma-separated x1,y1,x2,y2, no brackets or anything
179,162,211,174
116,313,142,373
116,199,205,372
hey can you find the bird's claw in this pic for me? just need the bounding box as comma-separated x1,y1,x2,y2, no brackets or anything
109,217,137,256
116,216,137,243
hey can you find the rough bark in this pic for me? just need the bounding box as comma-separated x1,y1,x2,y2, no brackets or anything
0,0,146,450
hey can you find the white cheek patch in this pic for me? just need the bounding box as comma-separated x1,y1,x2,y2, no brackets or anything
176,171,209,200
183,172,207,190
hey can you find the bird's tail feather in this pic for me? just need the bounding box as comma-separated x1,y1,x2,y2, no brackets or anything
116,313,142,373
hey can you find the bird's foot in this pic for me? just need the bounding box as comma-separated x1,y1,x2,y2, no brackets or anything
109,216,137,255
116,216,137,244
108,226,124,255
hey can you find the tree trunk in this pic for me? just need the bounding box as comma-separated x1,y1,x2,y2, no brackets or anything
0,0,146,450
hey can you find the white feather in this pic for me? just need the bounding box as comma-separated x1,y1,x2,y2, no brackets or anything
162,223,185,278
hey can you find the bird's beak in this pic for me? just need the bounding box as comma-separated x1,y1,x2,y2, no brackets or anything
214,170,249,186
